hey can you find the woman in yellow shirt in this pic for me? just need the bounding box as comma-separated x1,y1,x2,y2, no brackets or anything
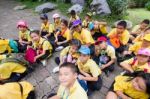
17,20,31,52
30,30,53,66
55,19,71,50
106,71,150,99
120,48,150,73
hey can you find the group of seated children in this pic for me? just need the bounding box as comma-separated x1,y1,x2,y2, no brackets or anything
0,9,150,99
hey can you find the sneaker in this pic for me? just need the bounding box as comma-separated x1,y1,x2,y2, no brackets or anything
55,46,64,52
52,66,59,73
41,60,47,67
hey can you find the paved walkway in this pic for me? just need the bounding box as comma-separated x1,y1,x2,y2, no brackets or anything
0,0,123,99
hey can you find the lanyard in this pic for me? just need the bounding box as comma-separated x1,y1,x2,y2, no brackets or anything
62,89,69,99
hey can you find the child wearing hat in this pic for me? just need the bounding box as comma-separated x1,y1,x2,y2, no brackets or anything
17,20,31,52
77,45,102,95
40,13,54,39
68,10,80,28
94,36,116,76
120,48,150,73
82,12,93,28
125,33,150,56
52,13,61,32
89,21,108,40
48,62,88,99
71,20,95,46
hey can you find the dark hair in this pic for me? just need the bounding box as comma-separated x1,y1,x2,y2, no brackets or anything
30,30,40,35
142,19,150,25
40,13,48,20
70,10,76,15
125,71,150,94
70,39,81,49
60,62,78,73
61,19,68,27
117,20,127,28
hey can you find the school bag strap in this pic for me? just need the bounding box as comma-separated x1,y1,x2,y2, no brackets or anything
18,82,23,99
130,57,137,66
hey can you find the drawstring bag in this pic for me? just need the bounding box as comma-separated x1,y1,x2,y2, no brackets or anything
9,39,19,53
109,37,120,48
25,48,37,63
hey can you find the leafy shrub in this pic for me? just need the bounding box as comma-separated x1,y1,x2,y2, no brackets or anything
145,1,150,11
128,0,149,8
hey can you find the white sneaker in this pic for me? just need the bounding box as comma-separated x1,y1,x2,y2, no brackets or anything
41,60,47,67
52,66,59,73
55,46,64,52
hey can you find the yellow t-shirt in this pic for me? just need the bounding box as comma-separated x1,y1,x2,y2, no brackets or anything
69,15,80,23
61,28,72,41
0,39,11,54
114,75,149,99
0,81,34,99
77,59,101,77
57,80,88,99
129,42,142,55
107,28,130,45
60,46,79,59
94,24,107,34
82,20,92,28
134,33,145,43
105,45,116,59
33,38,52,56
132,25,144,34
73,29,95,45
122,58,150,73
0,62,26,79
41,22,49,32
19,30,31,41
54,20,61,31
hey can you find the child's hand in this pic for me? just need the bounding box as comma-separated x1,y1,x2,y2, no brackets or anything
57,42,62,45
34,57,37,62
78,74,84,80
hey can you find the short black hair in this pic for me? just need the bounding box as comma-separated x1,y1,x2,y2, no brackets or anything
70,39,81,49
142,19,150,25
60,62,78,73
117,20,127,28
70,10,76,15
61,19,68,27
30,30,40,35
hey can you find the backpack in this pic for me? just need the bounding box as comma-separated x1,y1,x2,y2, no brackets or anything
109,37,120,48
0,39,11,53
25,48,37,63
9,39,19,53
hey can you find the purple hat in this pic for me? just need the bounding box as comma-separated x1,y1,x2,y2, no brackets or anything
72,20,82,28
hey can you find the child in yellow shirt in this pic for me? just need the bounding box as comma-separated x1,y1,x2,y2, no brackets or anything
17,20,31,52
55,19,71,51
40,13,54,39
53,39,81,73
106,71,150,99
77,45,102,95
82,12,93,28
30,30,53,66
52,13,61,32
120,48,150,73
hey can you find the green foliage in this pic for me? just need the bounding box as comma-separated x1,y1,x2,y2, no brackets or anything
128,0,149,8
145,1,150,11
107,0,128,17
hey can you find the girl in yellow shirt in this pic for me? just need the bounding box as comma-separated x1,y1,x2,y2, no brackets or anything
106,71,150,99
17,20,31,52
55,19,71,50
30,30,53,66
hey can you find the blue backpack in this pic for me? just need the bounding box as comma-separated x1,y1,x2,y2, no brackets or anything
9,39,19,53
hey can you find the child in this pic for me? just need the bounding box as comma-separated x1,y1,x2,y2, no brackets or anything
17,20,31,52
55,19,71,51
108,21,130,62
53,39,81,73
126,33,150,55
0,81,35,99
68,10,80,28
40,13,54,39
77,45,102,95
48,62,88,99
89,21,107,40
94,36,116,75
130,19,149,40
106,71,150,99
71,20,95,46
120,48,150,73
52,13,61,32
82,12,93,28
30,30,53,66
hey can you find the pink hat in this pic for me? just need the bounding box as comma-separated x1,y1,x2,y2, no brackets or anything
17,20,28,28
52,13,60,19
138,48,150,56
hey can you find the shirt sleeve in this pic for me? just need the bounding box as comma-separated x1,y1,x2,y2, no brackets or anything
60,47,70,57
89,61,101,77
49,24,54,33
121,30,130,45
42,41,50,51
107,29,116,38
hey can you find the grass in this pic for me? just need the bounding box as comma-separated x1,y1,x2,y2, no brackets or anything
16,0,150,26
126,8,150,25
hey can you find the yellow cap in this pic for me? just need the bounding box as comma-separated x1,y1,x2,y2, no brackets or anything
86,12,92,17
144,34,150,41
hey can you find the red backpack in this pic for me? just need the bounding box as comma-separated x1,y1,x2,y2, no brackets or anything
25,48,37,63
